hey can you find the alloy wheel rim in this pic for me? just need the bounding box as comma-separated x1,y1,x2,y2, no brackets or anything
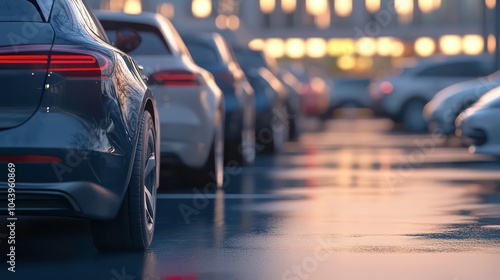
144,133,156,231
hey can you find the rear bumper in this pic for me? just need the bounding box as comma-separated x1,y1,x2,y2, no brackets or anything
151,85,216,168
0,181,121,220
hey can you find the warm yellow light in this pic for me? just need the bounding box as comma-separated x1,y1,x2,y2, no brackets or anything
265,38,285,58
285,38,306,58
392,40,406,57
418,0,434,13
192,0,212,18
356,56,374,70
415,37,435,57
227,15,240,30
337,55,356,70
248,39,265,51
315,10,331,29
282,0,297,13
433,0,441,10
306,0,328,16
124,0,141,14
110,0,125,11
440,35,462,55
157,3,175,19
260,0,276,14
215,15,227,29
356,37,377,56
328,39,355,56
395,0,414,23
335,0,353,17
488,34,496,54
463,35,484,55
366,0,381,13
486,0,496,9
306,38,327,58
377,37,395,57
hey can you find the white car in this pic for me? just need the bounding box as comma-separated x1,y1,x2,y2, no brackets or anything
424,71,500,136
370,55,493,132
456,87,500,156
97,12,225,187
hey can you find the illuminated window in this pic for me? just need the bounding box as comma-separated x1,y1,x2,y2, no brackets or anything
335,0,352,17
462,35,484,55
124,0,141,14
260,0,276,14
306,38,327,58
282,0,297,13
285,38,306,58
415,37,435,57
366,0,380,13
192,0,212,18
306,0,328,16
439,35,462,55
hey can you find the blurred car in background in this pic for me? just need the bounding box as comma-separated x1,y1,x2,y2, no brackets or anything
424,71,500,136
97,12,225,187
181,33,255,165
243,67,289,153
370,55,493,132
456,88,500,156
0,0,160,251
231,47,302,140
279,69,305,140
286,64,331,119
329,78,372,110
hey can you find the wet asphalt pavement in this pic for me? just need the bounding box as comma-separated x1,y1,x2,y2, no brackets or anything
2,117,500,280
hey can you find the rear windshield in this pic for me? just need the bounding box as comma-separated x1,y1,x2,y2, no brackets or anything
0,0,51,22
100,21,171,55
184,41,220,67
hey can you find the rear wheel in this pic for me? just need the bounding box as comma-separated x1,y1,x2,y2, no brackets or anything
91,111,157,251
402,100,428,133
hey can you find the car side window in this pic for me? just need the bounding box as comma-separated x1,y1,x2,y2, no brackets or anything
417,62,485,78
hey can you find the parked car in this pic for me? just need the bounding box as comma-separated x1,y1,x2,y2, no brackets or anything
424,71,500,136
279,69,305,140
456,87,500,156
181,33,256,165
96,12,225,187
286,64,331,119
243,67,289,153
329,78,372,109
231,47,302,140
0,0,160,251
370,55,493,132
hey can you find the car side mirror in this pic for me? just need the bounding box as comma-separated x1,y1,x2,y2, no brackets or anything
114,29,141,53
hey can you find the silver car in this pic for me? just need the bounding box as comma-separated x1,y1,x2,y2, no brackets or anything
456,88,500,156
97,12,225,187
424,71,500,136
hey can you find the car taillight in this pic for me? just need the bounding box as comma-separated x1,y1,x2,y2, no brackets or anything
217,71,235,84
380,81,394,95
0,155,62,163
0,45,111,78
151,70,200,86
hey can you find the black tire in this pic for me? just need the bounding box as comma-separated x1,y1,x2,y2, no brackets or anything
182,112,224,188
91,110,158,251
257,104,289,154
402,100,428,133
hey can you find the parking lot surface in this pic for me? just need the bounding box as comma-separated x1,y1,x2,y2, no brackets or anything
2,118,500,280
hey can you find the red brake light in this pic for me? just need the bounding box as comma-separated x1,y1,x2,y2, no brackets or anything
380,81,394,95
0,45,111,78
0,155,62,163
217,71,235,84
151,70,200,86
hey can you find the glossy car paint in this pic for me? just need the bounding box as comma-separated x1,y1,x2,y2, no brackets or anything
181,33,255,162
456,88,500,156
424,72,500,135
97,12,223,169
0,0,159,220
